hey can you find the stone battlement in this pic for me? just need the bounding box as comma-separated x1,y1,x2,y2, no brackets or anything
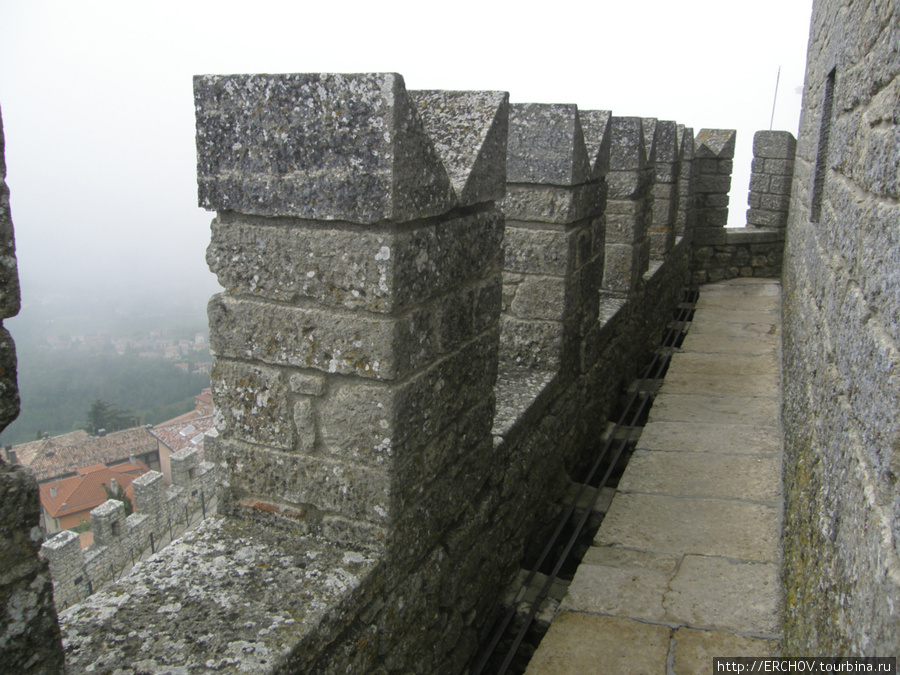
1,72,799,673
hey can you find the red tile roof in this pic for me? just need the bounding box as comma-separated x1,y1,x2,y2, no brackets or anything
150,415,217,463
12,427,158,483
39,459,150,519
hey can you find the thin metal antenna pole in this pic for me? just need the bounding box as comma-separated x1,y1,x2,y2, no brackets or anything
770,66,781,130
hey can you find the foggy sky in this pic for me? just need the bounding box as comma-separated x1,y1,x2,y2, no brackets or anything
0,0,814,335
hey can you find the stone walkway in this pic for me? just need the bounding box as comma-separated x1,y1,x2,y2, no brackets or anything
526,277,783,674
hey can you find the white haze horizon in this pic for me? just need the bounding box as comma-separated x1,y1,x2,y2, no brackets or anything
0,0,813,337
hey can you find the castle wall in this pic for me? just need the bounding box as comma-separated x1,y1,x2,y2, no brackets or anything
781,0,900,654
0,106,66,674
40,452,215,609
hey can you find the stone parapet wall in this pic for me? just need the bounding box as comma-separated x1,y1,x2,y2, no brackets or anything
747,130,796,228
781,0,900,656
692,128,736,236
0,106,66,674
500,104,607,373
690,128,791,284
602,117,652,297
647,120,681,258
40,452,215,609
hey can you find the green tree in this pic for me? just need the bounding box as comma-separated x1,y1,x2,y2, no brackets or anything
84,399,133,435
102,481,134,517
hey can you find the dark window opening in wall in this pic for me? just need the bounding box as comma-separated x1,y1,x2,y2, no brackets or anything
111,520,121,537
811,68,836,223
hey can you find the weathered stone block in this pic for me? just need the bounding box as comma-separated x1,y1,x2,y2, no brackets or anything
753,130,797,159
509,276,566,321
208,210,503,313
503,225,569,276
194,73,455,223
606,213,646,245
609,117,646,171
695,129,737,159
293,397,316,454
506,104,591,185
208,294,432,380
289,371,328,396
606,170,650,200
768,175,794,195
695,175,733,193
749,174,771,193
408,90,509,207
602,240,649,293
642,118,658,164
211,359,293,450
500,315,562,370
502,182,602,224
580,110,613,179
760,193,791,211
655,120,679,162
764,158,795,175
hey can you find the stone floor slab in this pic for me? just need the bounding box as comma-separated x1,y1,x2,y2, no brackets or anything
687,321,780,339
691,308,781,325
595,493,780,562
525,613,671,675
637,421,782,455
672,627,779,674
664,555,781,635
666,351,780,375
679,333,778,355
649,393,780,427
696,294,781,313
561,562,670,620
658,372,779,397
700,282,781,296
582,546,681,572
619,450,781,502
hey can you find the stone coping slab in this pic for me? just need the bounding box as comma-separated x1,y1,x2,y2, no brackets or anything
619,449,782,502
492,365,557,441
637,419,783,456
649,392,781,427
658,371,779,397
61,517,381,674
594,492,781,562
561,552,781,636
524,613,671,675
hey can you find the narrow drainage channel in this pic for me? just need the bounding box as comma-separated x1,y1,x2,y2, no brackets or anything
472,287,700,675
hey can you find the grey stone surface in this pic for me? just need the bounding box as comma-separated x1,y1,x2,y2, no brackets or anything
638,419,782,455
695,128,737,159
658,371,779,397
0,461,66,674
650,393,781,426
608,117,646,171
208,206,503,314
194,73,456,222
506,103,591,185
409,90,509,206
561,560,669,620
641,118,658,164
672,628,778,672
595,492,780,562
655,120,679,163
579,109,612,179
665,555,781,634
620,449,781,501
781,0,900,655
502,182,603,224
0,106,21,322
62,517,382,674
526,613,671,675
